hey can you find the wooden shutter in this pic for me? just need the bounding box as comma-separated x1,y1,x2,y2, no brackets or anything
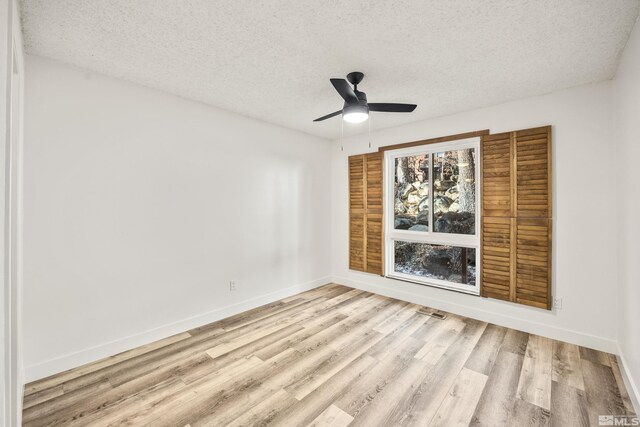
481,131,515,303
365,153,384,275
349,155,366,271
481,126,552,309
348,152,384,275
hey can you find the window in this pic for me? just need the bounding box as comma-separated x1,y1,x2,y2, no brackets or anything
385,137,480,294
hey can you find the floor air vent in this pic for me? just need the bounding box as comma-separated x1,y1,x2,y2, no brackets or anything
416,308,446,320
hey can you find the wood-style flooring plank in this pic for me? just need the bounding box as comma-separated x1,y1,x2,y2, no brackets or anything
470,349,524,426
429,367,488,427
214,388,298,427
145,348,302,427
285,327,384,400
609,353,637,415
21,384,65,411
205,320,302,359
185,318,380,427
306,404,353,427
501,328,530,356
581,359,627,424
348,357,433,426
550,380,590,427
414,316,466,365
552,341,585,390
333,336,425,417
373,302,420,334
378,319,488,426
507,399,550,426
579,346,612,367
22,379,113,426
267,354,378,426
464,323,508,375
113,355,263,427
23,331,192,398
66,377,189,427
516,334,553,410
411,313,463,343
365,313,428,360
252,313,348,362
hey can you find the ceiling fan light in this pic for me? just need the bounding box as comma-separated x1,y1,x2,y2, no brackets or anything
343,104,369,124
343,112,368,123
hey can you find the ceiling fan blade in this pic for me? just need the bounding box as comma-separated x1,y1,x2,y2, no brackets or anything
313,110,343,122
330,79,359,105
368,103,417,113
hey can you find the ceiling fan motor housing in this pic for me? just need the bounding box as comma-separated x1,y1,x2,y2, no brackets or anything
349,89,368,105
344,89,369,115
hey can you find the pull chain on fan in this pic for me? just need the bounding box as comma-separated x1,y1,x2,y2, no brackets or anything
368,113,371,148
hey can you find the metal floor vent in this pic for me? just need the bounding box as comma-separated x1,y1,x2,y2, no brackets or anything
416,308,447,320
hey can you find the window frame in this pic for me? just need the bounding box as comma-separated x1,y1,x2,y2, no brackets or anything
383,137,481,295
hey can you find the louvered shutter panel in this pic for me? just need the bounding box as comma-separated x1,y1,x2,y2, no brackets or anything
514,126,552,309
481,126,552,309
481,131,515,302
516,127,552,218
516,218,552,309
349,155,365,271
481,217,515,302
482,132,514,218
348,152,385,275
365,152,384,275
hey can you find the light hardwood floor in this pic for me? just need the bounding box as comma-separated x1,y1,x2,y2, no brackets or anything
23,284,636,426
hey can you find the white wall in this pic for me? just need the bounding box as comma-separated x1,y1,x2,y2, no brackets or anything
614,16,640,412
331,80,618,353
22,55,332,381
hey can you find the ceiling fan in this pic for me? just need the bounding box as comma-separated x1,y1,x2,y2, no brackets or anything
313,72,417,123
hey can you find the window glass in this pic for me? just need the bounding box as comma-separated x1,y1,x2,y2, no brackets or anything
432,148,476,235
393,154,429,231
394,242,476,286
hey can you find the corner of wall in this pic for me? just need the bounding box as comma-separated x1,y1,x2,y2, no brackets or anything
617,344,640,415
612,12,640,416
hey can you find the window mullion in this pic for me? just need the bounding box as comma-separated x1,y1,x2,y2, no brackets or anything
428,149,433,236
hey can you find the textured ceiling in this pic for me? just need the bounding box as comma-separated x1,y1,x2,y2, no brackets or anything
20,0,640,140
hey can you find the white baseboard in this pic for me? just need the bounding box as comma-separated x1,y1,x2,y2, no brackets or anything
332,275,618,354
24,277,331,383
617,344,640,414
